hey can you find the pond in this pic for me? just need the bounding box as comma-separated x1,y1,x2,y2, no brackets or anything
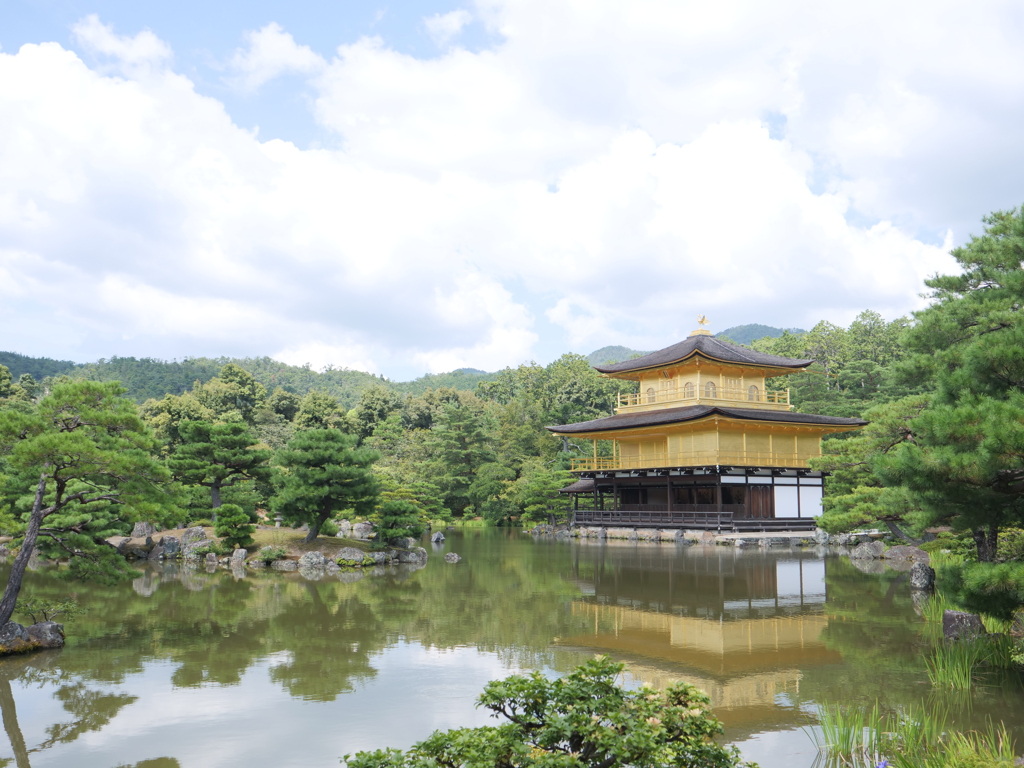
0,529,1021,767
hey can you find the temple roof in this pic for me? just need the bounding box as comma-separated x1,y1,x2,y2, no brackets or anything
557,478,596,494
547,404,867,434
593,334,812,374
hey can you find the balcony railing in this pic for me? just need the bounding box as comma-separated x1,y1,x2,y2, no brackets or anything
570,450,812,472
617,387,790,410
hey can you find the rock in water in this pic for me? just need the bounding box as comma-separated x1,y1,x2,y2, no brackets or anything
204,552,218,567
849,541,886,559
398,547,428,564
338,520,352,537
336,547,367,565
0,621,65,655
161,536,180,556
444,552,461,563
298,551,327,569
131,521,157,538
910,562,936,591
943,610,986,641
27,621,66,649
431,532,445,543
813,529,831,546
182,527,207,546
147,545,166,561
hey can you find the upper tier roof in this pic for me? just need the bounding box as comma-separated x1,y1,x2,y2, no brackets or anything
547,404,867,434
594,334,812,374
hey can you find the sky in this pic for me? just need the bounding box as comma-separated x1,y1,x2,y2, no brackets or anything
2,1,1023,380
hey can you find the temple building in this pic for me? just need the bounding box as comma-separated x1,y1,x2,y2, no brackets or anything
546,321,866,532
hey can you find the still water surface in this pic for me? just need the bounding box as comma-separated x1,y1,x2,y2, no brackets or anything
1,529,1021,767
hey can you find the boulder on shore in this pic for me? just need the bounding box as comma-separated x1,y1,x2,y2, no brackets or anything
131,521,157,538
336,547,368,565
161,536,181,556
352,522,374,539
943,610,986,640
882,545,930,562
0,621,65,655
181,527,207,546
849,541,886,559
910,562,936,591
231,548,247,562
298,551,327,569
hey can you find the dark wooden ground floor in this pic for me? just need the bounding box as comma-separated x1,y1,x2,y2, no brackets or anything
562,468,823,532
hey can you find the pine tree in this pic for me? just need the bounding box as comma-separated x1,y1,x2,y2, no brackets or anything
374,500,424,548
168,421,272,520
272,430,379,543
214,503,255,549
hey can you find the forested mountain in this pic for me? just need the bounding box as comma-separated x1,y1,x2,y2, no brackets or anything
585,346,649,366
0,350,78,380
717,323,806,345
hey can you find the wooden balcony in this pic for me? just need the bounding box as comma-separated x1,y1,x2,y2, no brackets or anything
616,387,791,413
573,507,816,531
570,450,812,472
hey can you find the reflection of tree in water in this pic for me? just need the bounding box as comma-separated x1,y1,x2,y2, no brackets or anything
0,653,138,768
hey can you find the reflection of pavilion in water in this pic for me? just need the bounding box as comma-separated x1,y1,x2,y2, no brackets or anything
560,548,839,733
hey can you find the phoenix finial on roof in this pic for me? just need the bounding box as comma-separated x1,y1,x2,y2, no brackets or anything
697,314,709,329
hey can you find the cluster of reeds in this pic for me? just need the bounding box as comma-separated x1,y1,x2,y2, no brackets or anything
808,703,1018,767
925,633,1019,689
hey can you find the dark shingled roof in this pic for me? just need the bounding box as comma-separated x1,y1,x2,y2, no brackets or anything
558,478,596,494
547,404,866,434
594,334,812,374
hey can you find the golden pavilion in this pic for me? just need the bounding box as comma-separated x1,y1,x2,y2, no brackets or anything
546,321,866,532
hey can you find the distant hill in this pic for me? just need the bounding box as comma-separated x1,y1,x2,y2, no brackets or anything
0,350,497,407
716,324,805,346
585,345,650,367
0,351,79,380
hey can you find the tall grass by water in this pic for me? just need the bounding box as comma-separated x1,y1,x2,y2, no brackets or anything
808,703,1017,768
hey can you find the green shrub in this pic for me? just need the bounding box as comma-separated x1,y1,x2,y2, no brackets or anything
255,546,287,564
214,504,255,549
345,656,749,768
373,500,424,549
321,519,339,537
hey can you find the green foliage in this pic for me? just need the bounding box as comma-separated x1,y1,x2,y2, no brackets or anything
373,500,425,549
810,703,1019,768
813,396,931,537
0,381,180,597
0,351,78,381
871,207,1024,567
937,561,1024,621
345,656,750,768
426,401,495,516
272,430,379,542
213,503,255,549
255,545,287,563
167,421,272,514
15,597,84,623
379,479,450,523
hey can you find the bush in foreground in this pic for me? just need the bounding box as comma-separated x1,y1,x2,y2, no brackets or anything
344,655,752,768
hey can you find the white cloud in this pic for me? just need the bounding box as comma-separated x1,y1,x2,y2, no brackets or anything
4,3,1020,376
227,22,326,92
72,14,171,68
424,10,473,47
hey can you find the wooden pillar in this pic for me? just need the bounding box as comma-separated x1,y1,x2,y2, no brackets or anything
592,439,598,467
612,475,618,511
